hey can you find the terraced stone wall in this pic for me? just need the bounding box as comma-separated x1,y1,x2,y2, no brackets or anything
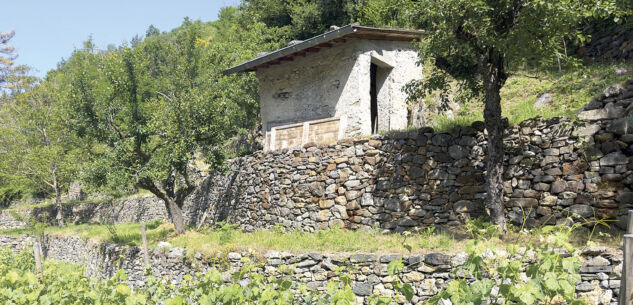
201,80,633,232
0,234,623,305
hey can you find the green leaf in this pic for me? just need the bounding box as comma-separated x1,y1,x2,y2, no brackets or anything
387,259,404,276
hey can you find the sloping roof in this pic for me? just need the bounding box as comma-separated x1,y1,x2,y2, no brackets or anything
224,23,424,74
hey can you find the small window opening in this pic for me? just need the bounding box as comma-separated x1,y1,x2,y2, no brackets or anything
370,63,378,133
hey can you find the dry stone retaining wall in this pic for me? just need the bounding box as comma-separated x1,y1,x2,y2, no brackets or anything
582,23,633,61
0,234,623,304
0,196,170,229
199,80,633,232
4,81,633,235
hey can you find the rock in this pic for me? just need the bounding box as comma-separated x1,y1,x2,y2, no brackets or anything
352,282,372,296
361,193,374,207
607,117,633,135
604,84,623,97
551,180,567,194
575,124,602,137
350,254,377,263
437,299,452,305
451,252,468,266
380,254,400,263
157,241,172,249
534,93,553,108
453,200,473,213
425,253,451,266
317,210,331,222
296,259,318,268
410,166,424,179
402,271,425,282
508,198,538,208
344,180,361,189
587,256,610,267
397,218,417,227
331,205,348,219
615,67,628,75
600,151,628,166
578,103,624,121
319,200,334,209
570,204,594,218
431,133,453,147
383,198,401,212
575,282,595,292
227,252,242,261
448,145,467,159
617,192,633,204
541,195,558,206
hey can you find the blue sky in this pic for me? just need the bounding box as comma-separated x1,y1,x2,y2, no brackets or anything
2,0,240,77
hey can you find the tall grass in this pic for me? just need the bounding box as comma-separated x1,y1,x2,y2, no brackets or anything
428,61,633,130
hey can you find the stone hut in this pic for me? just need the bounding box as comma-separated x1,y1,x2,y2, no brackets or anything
226,23,423,150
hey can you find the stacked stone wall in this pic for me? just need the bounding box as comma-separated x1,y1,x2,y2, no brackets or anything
199,80,633,232
5,81,633,235
0,196,170,229
0,234,623,304
582,23,633,61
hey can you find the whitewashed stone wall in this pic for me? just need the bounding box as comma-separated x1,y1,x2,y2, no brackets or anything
256,39,421,139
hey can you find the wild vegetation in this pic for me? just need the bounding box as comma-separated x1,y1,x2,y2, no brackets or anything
0,1,633,303
0,218,614,305
431,61,633,131
0,246,368,305
2,0,631,232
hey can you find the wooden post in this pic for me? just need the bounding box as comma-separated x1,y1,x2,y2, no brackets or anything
621,234,633,305
619,210,633,305
33,242,42,275
140,224,150,266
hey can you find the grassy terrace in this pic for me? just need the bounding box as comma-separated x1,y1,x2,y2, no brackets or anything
431,61,633,131
0,219,623,258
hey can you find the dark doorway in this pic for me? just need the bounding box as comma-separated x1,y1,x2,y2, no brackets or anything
370,63,378,133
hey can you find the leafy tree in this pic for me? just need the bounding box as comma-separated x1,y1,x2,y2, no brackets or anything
0,71,80,226
405,0,620,228
240,0,360,39
0,30,16,87
63,19,280,234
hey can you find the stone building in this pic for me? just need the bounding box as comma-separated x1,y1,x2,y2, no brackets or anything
226,23,423,151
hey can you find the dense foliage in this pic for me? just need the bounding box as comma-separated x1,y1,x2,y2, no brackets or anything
0,246,415,305
429,224,589,305
0,8,286,232
401,0,621,228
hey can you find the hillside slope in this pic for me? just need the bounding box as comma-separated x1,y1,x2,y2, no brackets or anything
430,61,633,130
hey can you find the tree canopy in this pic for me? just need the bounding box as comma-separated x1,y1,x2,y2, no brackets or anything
403,0,621,227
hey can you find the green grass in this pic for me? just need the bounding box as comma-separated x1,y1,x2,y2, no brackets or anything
0,219,623,259
430,61,633,131
1,198,110,212
0,222,460,256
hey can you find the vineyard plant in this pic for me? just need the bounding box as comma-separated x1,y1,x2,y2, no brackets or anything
0,246,414,305
0,221,598,304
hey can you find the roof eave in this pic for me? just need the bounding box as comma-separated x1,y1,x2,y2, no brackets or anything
224,24,358,75
223,24,424,75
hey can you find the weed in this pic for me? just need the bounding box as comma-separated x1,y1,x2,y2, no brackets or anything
215,222,238,245
465,216,500,240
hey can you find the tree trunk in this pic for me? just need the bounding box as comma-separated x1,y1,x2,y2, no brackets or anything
52,168,64,228
480,49,507,229
166,198,185,234
54,187,64,228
